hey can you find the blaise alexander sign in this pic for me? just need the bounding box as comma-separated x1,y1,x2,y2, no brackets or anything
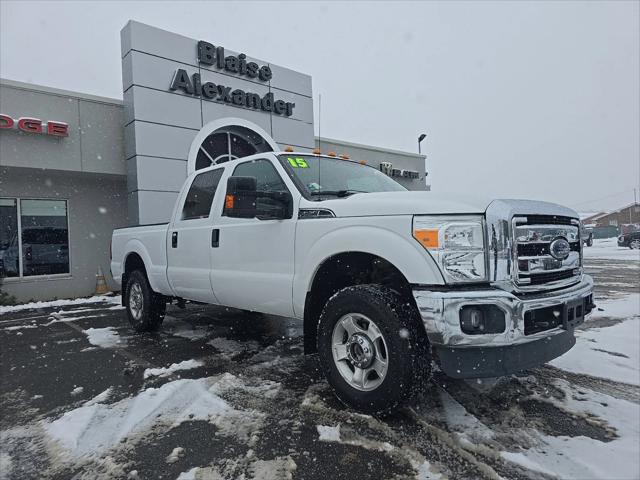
169,41,295,117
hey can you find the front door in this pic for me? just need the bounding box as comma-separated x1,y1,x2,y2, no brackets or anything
210,157,298,317
166,167,224,303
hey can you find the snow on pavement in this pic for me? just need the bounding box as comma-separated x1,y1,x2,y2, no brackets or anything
551,293,640,385
583,237,640,261
143,359,204,379
0,294,121,315
316,424,341,442
510,379,640,480
84,327,122,348
44,374,264,459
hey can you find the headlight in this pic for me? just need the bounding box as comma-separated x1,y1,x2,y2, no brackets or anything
413,215,487,283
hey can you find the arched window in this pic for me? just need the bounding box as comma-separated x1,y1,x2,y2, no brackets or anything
195,125,274,170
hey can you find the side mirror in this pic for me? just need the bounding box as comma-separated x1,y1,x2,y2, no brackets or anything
256,190,294,220
224,176,257,218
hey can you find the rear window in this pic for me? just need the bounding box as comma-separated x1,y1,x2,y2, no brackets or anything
181,168,224,220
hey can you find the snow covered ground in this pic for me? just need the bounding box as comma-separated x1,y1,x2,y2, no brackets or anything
583,237,640,261
551,293,640,385
0,242,638,479
0,294,121,315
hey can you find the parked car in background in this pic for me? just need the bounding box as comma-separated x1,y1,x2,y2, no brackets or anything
618,230,640,249
581,224,594,246
0,228,69,277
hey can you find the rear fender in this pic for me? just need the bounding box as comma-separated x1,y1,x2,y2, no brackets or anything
122,239,169,295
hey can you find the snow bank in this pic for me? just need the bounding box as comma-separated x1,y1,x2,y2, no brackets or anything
0,295,121,315
44,374,263,459
143,360,203,379
84,327,121,348
84,388,112,406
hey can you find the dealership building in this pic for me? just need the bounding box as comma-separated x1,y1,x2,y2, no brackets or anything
0,21,427,302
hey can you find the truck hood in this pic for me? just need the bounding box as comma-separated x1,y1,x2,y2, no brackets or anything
303,192,579,218
305,191,491,217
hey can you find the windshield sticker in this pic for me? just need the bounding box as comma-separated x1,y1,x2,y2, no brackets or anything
287,157,309,168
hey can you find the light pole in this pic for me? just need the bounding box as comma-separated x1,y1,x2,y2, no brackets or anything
418,133,426,154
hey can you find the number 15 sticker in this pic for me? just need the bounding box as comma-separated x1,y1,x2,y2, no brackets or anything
287,157,309,168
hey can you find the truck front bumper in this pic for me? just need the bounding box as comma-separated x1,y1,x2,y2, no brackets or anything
412,275,594,378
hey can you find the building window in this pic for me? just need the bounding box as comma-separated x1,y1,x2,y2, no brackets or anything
195,126,274,170
0,198,70,279
0,198,19,278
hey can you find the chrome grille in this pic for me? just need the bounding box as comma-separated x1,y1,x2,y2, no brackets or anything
485,200,583,292
512,216,582,290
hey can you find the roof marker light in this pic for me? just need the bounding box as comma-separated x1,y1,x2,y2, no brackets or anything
359,160,367,165
327,151,337,157
284,146,294,152
340,154,350,160
312,148,321,155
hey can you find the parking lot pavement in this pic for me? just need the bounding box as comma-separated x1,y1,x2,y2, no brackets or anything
1,244,639,480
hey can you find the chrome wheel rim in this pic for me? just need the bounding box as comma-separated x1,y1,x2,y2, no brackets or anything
331,313,388,391
129,282,143,320
631,240,640,249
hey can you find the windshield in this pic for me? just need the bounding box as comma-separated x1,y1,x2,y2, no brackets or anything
279,154,406,198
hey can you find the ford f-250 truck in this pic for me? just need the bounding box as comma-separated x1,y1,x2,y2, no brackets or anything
111,151,594,413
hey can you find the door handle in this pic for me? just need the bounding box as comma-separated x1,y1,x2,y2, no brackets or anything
211,228,220,248
171,231,178,248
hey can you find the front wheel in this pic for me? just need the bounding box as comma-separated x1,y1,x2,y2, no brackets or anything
317,284,430,414
630,239,640,250
125,270,165,332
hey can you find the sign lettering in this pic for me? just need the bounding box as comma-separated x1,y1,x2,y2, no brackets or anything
0,114,69,137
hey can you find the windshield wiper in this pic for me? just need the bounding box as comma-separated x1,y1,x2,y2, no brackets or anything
309,190,366,198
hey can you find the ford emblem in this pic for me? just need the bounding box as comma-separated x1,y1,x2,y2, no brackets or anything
549,237,571,260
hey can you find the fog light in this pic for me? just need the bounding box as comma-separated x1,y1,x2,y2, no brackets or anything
469,309,482,328
460,305,506,335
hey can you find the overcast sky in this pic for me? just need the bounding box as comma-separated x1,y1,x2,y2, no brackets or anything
1,1,638,212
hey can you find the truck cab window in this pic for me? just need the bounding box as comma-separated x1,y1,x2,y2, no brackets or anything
232,159,287,192
231,159,290,218
181,168,224,220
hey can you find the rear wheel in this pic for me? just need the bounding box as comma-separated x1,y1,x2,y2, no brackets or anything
317,284,430,414
125,270,165,332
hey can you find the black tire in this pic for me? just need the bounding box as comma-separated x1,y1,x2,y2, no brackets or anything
586,235,593,247
125,270,165,332
317,284,430,414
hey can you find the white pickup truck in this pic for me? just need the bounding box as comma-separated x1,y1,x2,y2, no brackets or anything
111,151,594,413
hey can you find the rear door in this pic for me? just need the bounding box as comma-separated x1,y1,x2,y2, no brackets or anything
166,167,224,303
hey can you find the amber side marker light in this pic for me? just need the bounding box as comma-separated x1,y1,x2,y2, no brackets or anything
327,151,337,157
284,146,294,152
225,195,235,209
339,153,350,160
413,228,439,249
358,160,367,165
312,148,321,155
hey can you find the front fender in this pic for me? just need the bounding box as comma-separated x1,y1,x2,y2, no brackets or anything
293,218,444,317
